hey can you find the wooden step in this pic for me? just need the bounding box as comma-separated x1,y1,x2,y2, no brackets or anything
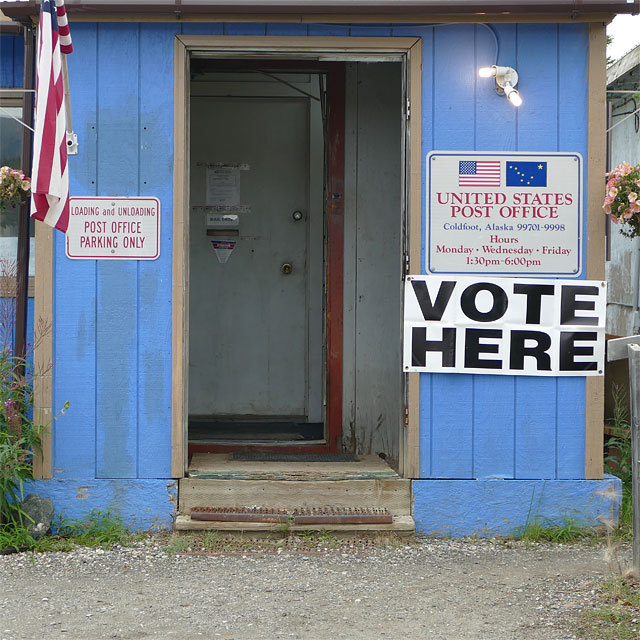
174,514,415,534
178,455,413,534
179,478,412,515
187,453,399,481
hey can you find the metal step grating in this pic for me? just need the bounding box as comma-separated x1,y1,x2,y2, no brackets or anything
190,506,393,525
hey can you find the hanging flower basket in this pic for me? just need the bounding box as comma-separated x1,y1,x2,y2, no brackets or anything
0,166,31,212
603,161,640,238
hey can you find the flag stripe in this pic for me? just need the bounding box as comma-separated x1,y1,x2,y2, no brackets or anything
56,0,73,54
30,0,71,234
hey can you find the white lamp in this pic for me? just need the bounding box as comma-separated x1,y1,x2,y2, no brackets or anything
478,65,522,107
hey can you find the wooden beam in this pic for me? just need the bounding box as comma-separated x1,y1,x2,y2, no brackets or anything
171,35,189,479
179,477,412,513
405,38,422,479
174,513,415,533
32,225,53,479
326,63,345,452
585,22,607,480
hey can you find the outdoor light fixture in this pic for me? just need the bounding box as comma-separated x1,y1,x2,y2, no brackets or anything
478,65,522,107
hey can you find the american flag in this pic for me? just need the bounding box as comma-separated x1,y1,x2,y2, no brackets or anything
56,0,73,54
458,160,501,187
31,0,72,233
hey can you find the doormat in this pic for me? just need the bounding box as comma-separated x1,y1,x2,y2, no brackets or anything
229,452,360,463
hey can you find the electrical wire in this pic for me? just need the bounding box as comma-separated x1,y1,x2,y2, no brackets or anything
317,22,500,65
607,102,640,133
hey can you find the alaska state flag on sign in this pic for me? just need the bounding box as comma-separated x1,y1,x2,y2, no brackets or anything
506,161,547,187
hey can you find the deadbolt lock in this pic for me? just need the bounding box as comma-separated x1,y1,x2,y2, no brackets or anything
281,263,293,275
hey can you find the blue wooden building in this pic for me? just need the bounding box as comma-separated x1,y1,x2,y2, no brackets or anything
0,0,633,536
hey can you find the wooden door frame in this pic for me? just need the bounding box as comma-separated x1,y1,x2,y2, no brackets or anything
172,35,422,477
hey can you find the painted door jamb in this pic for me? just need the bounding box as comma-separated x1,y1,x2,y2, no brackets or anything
172,35,422,479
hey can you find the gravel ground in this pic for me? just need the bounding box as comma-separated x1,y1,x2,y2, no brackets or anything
0,535,630,640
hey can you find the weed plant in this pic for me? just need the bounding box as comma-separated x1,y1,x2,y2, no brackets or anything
0,260,67,525
577,570,640,640
513,516,596,544
56,508,126,547
0,508,128,553
0,260,42,524
605,384,633,537
574,388,640,639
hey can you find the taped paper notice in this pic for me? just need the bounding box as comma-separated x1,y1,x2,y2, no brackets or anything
211,239,236,264
206,167,240,207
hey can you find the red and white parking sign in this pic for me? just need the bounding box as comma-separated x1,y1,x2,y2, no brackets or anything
66,197,160,260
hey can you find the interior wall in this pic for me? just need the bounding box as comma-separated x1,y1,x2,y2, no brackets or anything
343,62,404,467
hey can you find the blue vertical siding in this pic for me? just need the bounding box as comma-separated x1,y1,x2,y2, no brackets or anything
307,25,350,36
418,22,590,480
266,24,308,36
0,34,23,88
224,23,266,36
57,23,177,480
471,24,519,480
94,24,140,478
48,20,591,483
137,23,175,478
180,23,224,35
53,23,98,479
556,23,590,479
514,24,559,480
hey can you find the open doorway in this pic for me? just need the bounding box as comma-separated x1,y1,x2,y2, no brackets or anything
188,61,342,450
181,47,409,473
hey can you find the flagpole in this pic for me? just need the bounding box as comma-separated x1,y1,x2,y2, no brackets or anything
14,23,36,364
61,53,72,134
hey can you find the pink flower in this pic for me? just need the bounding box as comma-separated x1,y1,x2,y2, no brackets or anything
603,204,612,214
609,187,619,198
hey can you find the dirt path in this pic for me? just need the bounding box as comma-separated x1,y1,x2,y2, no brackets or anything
0,536,628,640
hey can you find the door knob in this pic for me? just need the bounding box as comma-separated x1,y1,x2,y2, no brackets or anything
281,263,293,275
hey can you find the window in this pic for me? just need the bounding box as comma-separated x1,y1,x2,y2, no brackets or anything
0,100,34,277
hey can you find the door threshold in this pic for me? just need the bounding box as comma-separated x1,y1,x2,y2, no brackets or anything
188,441,333,455
189,439,327,446
186,452,399,480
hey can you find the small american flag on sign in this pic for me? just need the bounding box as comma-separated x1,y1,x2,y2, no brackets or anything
458,160,501,187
